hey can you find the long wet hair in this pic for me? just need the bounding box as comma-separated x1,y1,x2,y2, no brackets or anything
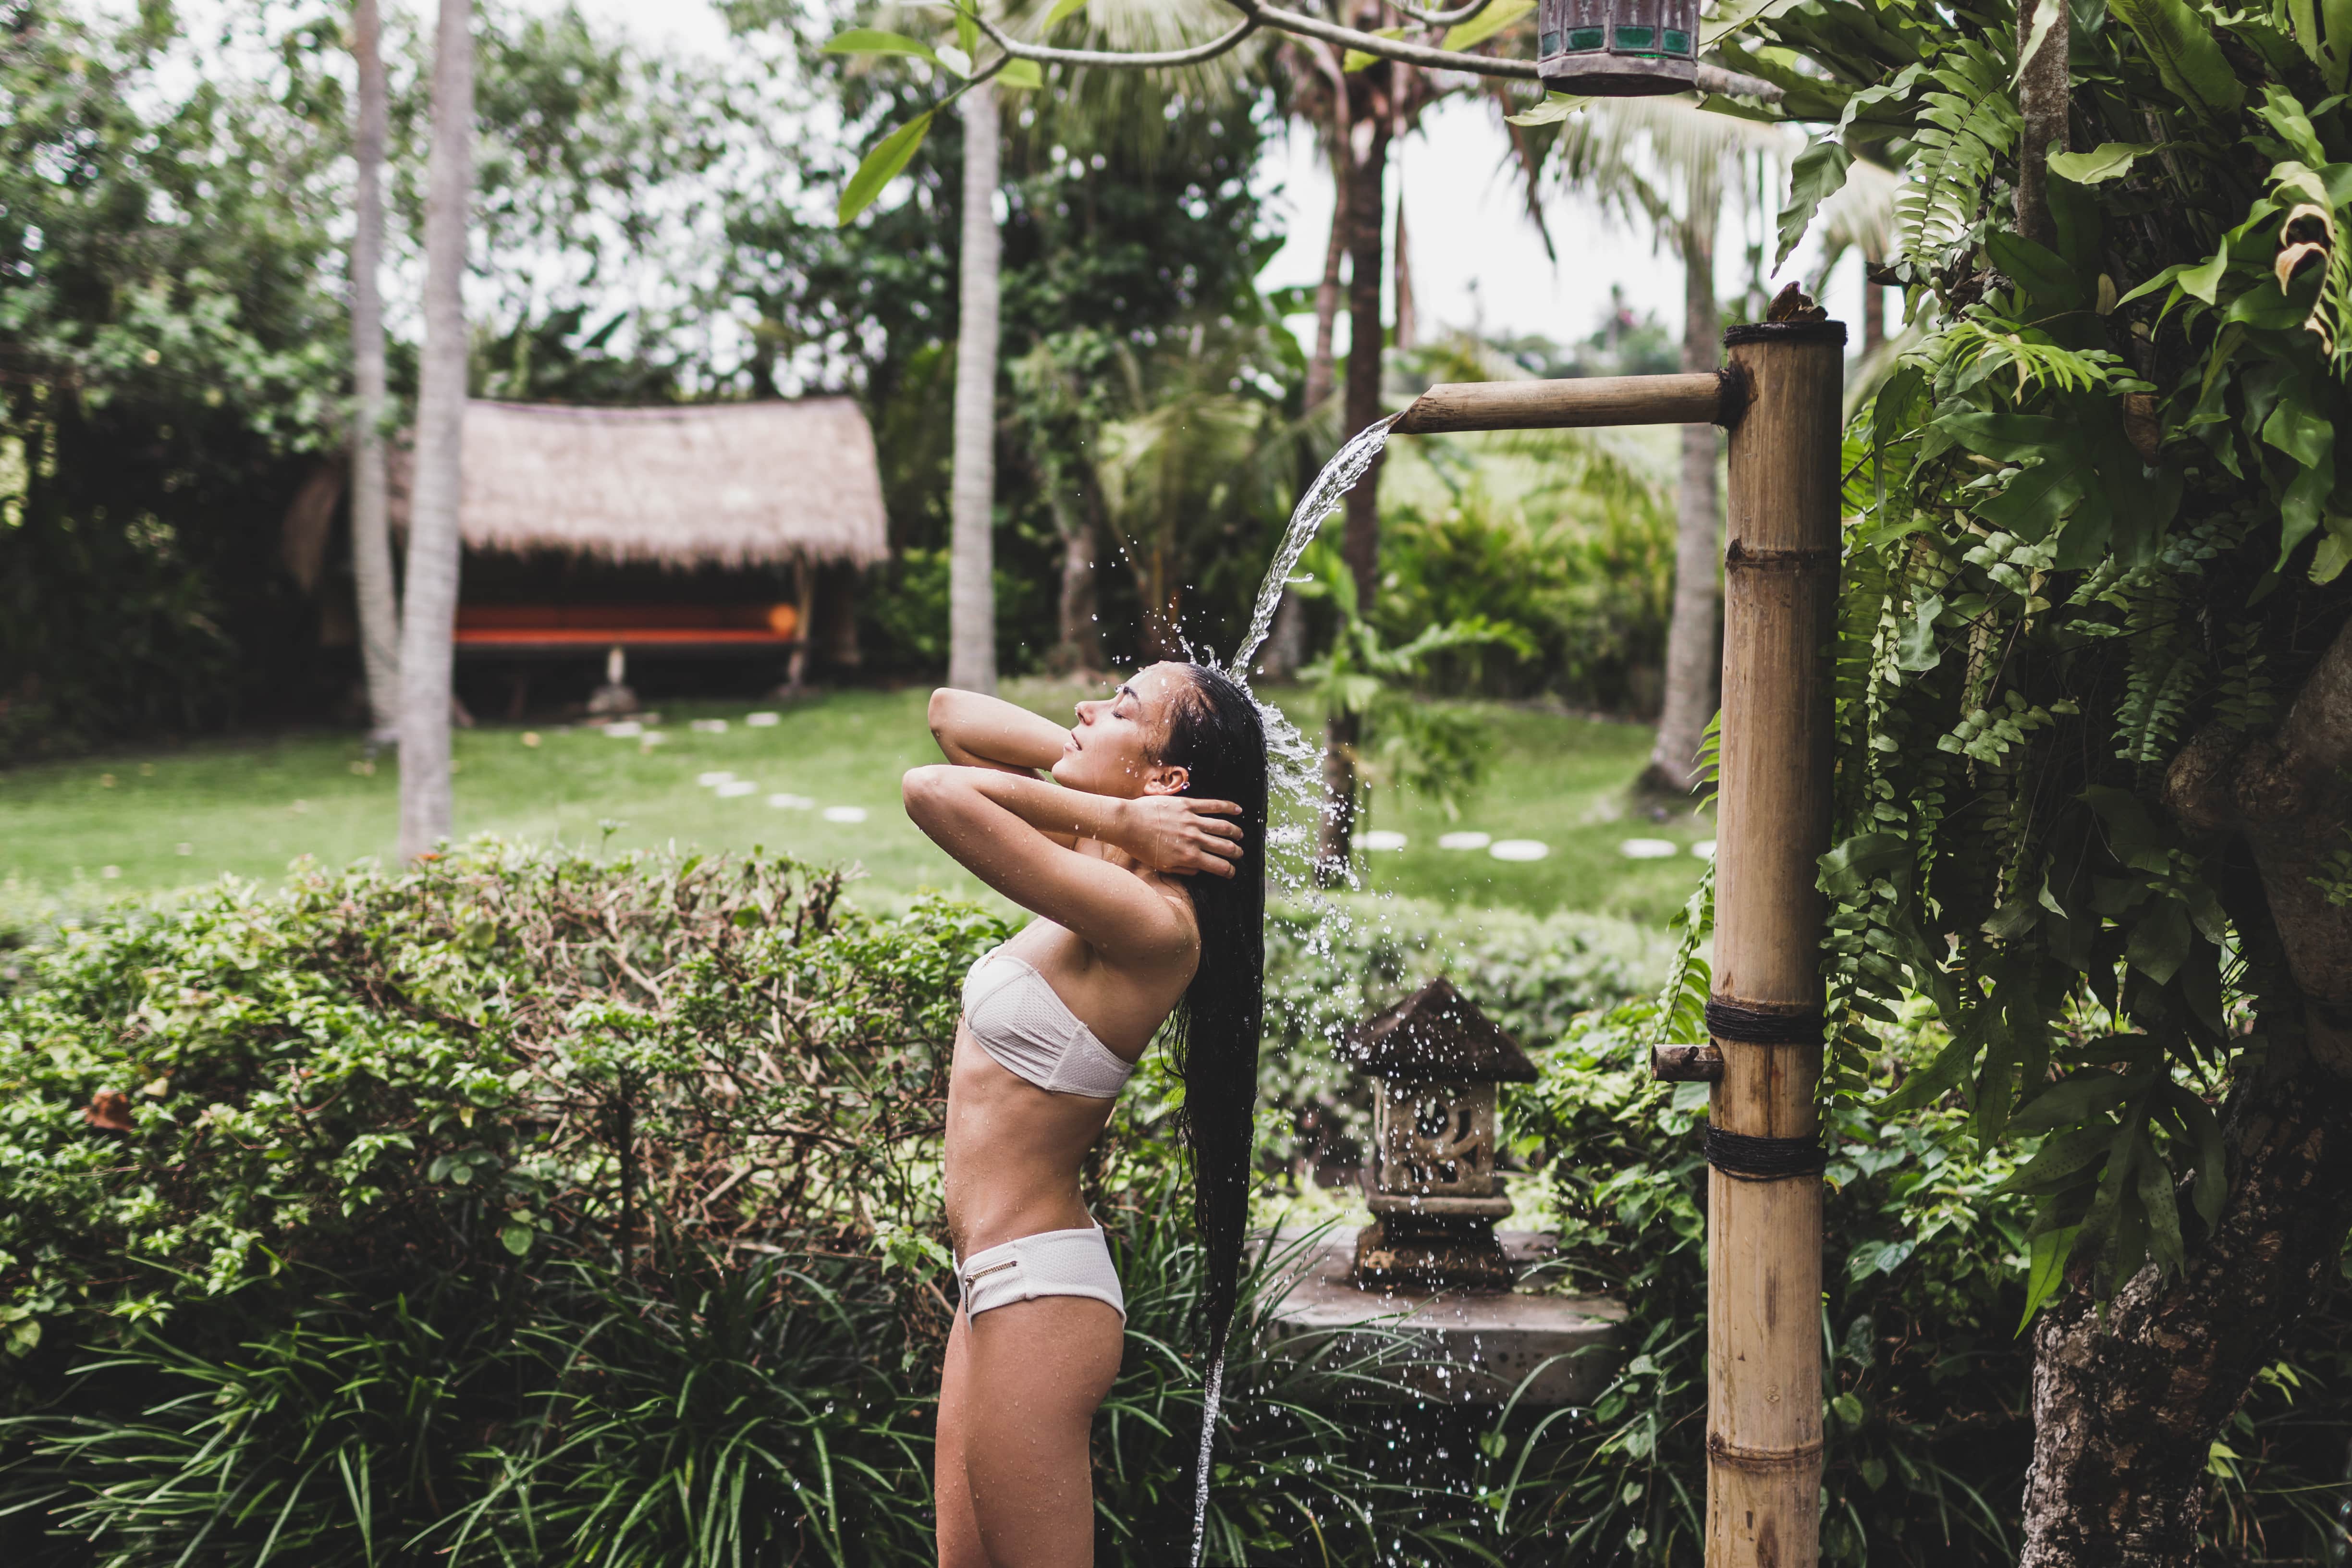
1153,662,1269,1355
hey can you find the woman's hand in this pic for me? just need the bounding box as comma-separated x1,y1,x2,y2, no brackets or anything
1115,796,1245,878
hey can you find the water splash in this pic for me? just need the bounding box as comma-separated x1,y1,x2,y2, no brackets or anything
1225,414,1398,680
1188,1348,1227,1568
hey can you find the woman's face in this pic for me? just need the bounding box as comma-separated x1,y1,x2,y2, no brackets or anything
1051,662,1194,798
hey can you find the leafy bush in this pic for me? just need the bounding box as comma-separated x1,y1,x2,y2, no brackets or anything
1373,468,1675,713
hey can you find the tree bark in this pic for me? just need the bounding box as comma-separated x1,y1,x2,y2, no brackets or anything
1316,87,1392,880
948,83,1002,695
2013,0,2070,249
2019,1060,2352,1565
1644,161,1723,796
397,0,472,861
349,0,399,739
2016,617,2352,1564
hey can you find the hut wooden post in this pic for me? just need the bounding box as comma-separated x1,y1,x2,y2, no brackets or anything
1705,319,1845,1568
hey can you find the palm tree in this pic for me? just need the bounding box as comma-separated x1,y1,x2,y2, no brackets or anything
1548,98,1794,798
940,0,1257,694
349,0,399,741
397,0,473,860
947,79,1001,693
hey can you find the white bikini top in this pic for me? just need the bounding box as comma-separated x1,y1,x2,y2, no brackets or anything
960,946,1138,1098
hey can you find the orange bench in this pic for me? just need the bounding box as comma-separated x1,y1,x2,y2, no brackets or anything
453,603,801,656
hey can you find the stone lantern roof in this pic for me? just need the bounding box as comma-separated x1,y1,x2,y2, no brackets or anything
1344,979,1538,1084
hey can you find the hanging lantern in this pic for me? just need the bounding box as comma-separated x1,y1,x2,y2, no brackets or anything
1536,0,1699,95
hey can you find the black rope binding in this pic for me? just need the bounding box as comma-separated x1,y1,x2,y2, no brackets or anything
1704,998,1824,1045
1703,1126,1827,1182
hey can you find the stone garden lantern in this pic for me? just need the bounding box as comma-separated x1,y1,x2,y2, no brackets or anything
1536,0,1700,94
1344,978,1539,1291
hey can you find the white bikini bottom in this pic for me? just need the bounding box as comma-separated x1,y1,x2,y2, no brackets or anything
956,1224,1126,1323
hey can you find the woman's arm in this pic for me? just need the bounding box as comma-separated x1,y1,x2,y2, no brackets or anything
928,688,1070,774
901,765,1242,963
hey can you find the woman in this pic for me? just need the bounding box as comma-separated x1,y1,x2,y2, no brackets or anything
902,661,1268,1568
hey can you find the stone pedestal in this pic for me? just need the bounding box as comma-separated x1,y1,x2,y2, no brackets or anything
1260,1226,1624,1407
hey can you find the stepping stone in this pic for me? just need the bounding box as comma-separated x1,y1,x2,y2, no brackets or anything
604,721,643,738
1618,838,1678,859
1437,831,1491,851
1490,839,1549,862
715,781,756,798
697,771,735,786
822,806,869,823
691,718,729,733
768,793,814,809
1361,830,1408,851
1692,839,1717,859
745,712,781,727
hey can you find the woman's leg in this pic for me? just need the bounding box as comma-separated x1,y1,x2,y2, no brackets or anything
936,1306,988,1568
957,1295,1125,1568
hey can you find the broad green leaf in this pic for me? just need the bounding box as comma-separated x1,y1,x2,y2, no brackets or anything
1986,231,2085,311
1978,448,2090,539
1936,410,2064,463
996,57,1042,89
824,28,942,66
2107,0,2247,118
1704,0,1809,47
2046,143,2156,184
2261,390,2334,469
1445,0,1535,52
2257,84,2327,163
1999,1125,2114,1193
1894,594,1942,672
1043,0,1089,28
2176,247,2230,304
1507,92,1590,126
2009,1070,2133,1135
2017,1224,2080,1329
955,4,979,60
2136,1140,2185,1271
2125,899,2190,983
2159,1082,2228,1229
837,111,935,228
1776,139,1853,267
1344,26,1407,72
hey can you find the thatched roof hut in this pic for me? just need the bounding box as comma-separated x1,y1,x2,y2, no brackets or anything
385,398,889,569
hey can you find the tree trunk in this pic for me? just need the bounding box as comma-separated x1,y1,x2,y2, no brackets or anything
2019,1057,2352,1565
1262,132,1354,684
1392,187,1415,354
1045,480,1102,675
1317,101,1392,880
1643,162,1722,797
2016,618,2352,1564
2013,0,2069,248
1860,251,1886,355
396,0,472,861
948,83,1002,695
349,0,399,739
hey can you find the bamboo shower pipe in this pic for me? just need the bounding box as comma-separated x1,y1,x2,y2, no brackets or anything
1393,319,1847,1568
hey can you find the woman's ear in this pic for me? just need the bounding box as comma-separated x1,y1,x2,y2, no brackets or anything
1141,763,1191,796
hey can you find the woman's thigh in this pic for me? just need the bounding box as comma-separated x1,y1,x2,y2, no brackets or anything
956,1296,1124,1568
936,1307,987,1568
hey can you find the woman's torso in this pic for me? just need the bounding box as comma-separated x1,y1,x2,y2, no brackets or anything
943,886,1195,1261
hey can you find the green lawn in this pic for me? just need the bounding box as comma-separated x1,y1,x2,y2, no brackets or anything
0,681,1710,923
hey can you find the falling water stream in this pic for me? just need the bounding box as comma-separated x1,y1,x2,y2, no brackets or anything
1188,414,1399,1567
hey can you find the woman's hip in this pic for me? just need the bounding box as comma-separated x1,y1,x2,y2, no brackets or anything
955,1223,1126,1323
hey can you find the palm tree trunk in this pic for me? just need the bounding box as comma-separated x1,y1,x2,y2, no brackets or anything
349,0,399,739
397,0,472,860
1861,250,1885,355
948,82,1001,695
1317,104,1392,882
1643,161,1722,797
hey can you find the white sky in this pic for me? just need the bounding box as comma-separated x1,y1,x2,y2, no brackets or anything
529,0,1872,355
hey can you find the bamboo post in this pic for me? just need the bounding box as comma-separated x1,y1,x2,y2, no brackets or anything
1391,372,1726,433
1706,319,1845,1568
